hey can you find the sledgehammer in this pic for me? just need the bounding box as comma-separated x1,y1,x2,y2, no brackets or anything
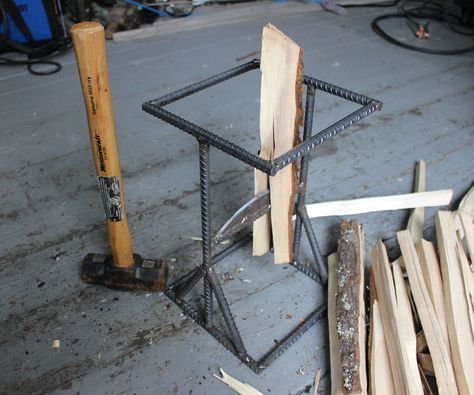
71,22,167,291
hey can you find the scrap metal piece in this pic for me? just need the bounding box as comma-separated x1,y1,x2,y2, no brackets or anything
215,190,270,243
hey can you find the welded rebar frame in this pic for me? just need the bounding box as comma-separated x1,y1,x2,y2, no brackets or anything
142,59,382,373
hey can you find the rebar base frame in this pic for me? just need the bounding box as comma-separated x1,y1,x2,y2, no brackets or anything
142,60,381,373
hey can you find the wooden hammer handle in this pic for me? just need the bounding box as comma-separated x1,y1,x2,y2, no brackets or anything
71,22,133,267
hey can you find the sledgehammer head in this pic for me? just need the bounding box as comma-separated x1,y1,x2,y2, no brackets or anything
81,254,168,291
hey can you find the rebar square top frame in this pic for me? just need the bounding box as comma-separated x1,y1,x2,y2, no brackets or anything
142,59,382,373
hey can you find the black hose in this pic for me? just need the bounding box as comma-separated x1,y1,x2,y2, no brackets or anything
371,13,474,54
349,0,474,55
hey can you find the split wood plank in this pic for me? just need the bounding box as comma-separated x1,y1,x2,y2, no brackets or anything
370,299,395,395
253,23,303,263
416,239,450,350
328,252,343,395
398,230,458,395
312,369,321,395
457,186,474,217
392,259,418,381
407,160,426,244
454,186,474,234
335,220,367,394
459,212,474,263
367,269,376,393
306,190,452,219
435,211,474,395
213,368,263,395
455,233,474,337
371,240,423,395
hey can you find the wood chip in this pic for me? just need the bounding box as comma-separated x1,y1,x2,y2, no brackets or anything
213,368,263,395
312,368,321,395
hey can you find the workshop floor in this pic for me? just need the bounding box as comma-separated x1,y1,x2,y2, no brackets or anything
1,1,473,394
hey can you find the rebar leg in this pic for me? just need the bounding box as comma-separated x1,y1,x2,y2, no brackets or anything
293,85,316,261
197,142,247,356
292,85,327,283
199,142,214,327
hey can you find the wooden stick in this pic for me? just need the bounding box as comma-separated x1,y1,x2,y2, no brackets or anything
457,186,474,217
312,369,321,395
253,23,303,263
306,190,452,219
455,233,474,337
407,160,426,244
392,259,418,380
370,299,395,395
371,240,423,395
435,211,474,394
328,252,343,395
398,230,458,395
335,221,367,394
416,240,450,350
460,212,474,263
454,186,474,234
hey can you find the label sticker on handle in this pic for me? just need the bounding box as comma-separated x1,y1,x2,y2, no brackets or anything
97,176,123,222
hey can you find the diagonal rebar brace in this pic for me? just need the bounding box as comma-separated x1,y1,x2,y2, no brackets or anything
257,303,327,370
293,85,316,263
299,206,327,283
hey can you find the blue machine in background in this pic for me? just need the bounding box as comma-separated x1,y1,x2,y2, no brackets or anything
0,0,63,46
0,0,70,75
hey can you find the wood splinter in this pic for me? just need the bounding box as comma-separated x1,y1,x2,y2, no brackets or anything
335,220,367,394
